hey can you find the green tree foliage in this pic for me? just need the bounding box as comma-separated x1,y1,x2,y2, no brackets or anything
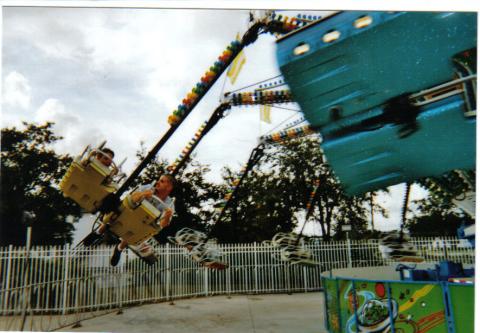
415,170,475,213
406,170,475,237
407,211,472,237
210,137,385,242
1,122,82,246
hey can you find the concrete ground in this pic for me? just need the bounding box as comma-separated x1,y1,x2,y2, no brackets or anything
58,292,327,333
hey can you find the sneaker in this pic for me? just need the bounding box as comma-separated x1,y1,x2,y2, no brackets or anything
83,232,102,246
110,246,122,266
204,261,229,270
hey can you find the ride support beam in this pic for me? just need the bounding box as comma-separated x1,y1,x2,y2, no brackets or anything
98,13,307,214
98,24,267,214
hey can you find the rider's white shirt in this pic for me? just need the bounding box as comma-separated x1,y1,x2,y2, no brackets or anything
137,184,175,214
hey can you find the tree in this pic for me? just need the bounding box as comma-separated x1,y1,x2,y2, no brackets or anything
210,137,386,242
407,212,472,237
406,170,475,237
211,166,299,243
1,122,83,246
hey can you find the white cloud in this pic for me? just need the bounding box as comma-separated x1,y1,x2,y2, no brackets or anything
36,98,78,125
35,98,104,155
3,71,32,109
4,8,93,62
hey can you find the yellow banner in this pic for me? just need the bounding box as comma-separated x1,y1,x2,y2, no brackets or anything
226,33,246,85
227,50,246,85
260,105,271,123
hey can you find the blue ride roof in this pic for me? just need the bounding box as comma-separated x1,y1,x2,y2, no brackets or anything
276,11,477,195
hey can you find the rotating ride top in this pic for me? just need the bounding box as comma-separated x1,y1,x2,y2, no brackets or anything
276,11,476,195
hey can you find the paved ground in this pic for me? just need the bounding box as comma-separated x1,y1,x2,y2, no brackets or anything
59,292,327,333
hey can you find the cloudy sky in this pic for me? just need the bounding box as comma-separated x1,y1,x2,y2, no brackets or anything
4,2,472,243
3,7,256,168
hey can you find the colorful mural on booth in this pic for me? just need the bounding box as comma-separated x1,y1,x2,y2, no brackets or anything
322,277,474,333
324,278,341,333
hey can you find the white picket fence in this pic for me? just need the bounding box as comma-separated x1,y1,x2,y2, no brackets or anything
0,237,474,331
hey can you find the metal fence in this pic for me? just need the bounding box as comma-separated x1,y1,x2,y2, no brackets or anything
0,237,474,331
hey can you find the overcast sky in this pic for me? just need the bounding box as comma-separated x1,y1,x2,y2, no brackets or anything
4,2,472,243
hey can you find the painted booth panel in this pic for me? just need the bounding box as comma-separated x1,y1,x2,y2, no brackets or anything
448,284,474,333
389,282,448,333
338,279,358,333
323,278,342,333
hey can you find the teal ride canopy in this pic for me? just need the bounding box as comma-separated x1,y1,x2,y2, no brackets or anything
276,11,477,195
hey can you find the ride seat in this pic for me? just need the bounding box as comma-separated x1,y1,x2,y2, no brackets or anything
59,156,118,213
103,195,163,246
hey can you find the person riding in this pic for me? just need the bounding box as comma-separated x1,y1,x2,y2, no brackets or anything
109,174,175,266
83,174,175,266
95,147,114,167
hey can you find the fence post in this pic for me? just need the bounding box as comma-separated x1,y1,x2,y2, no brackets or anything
62,244,70,315
204,267,209,297
302,239,308,292
166,243,171,301
303,265,308,292
116,268,123,314
347,238,352,268
254,242,258,294
3,244,13,313
285,262,291,294
20,227,33,331
443,239,449,261
124,248,129,307
72,270,82,328
226,245,231,296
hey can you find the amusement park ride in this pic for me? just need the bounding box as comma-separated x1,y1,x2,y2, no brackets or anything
59,10,476,277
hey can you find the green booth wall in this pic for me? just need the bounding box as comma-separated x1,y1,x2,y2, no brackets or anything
322,276,474,333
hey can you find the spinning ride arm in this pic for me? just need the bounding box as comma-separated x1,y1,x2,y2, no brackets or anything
259,124,316,145
98,23,266,214
168,103,232,176
295,179,322,244
168,87,298,175
98,12,305,214
215,143,265,224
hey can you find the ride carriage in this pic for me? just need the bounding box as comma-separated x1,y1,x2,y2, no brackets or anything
59,143,120,213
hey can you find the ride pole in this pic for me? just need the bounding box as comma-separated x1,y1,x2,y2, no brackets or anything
98,22,267,214
169,102,232,177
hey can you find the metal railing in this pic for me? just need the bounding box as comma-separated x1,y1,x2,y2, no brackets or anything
0,237,474,331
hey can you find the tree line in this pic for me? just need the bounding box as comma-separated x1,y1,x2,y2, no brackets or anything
0,122,472,246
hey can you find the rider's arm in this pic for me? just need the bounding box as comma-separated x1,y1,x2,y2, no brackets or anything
131,189,153,203
159,208,173,228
